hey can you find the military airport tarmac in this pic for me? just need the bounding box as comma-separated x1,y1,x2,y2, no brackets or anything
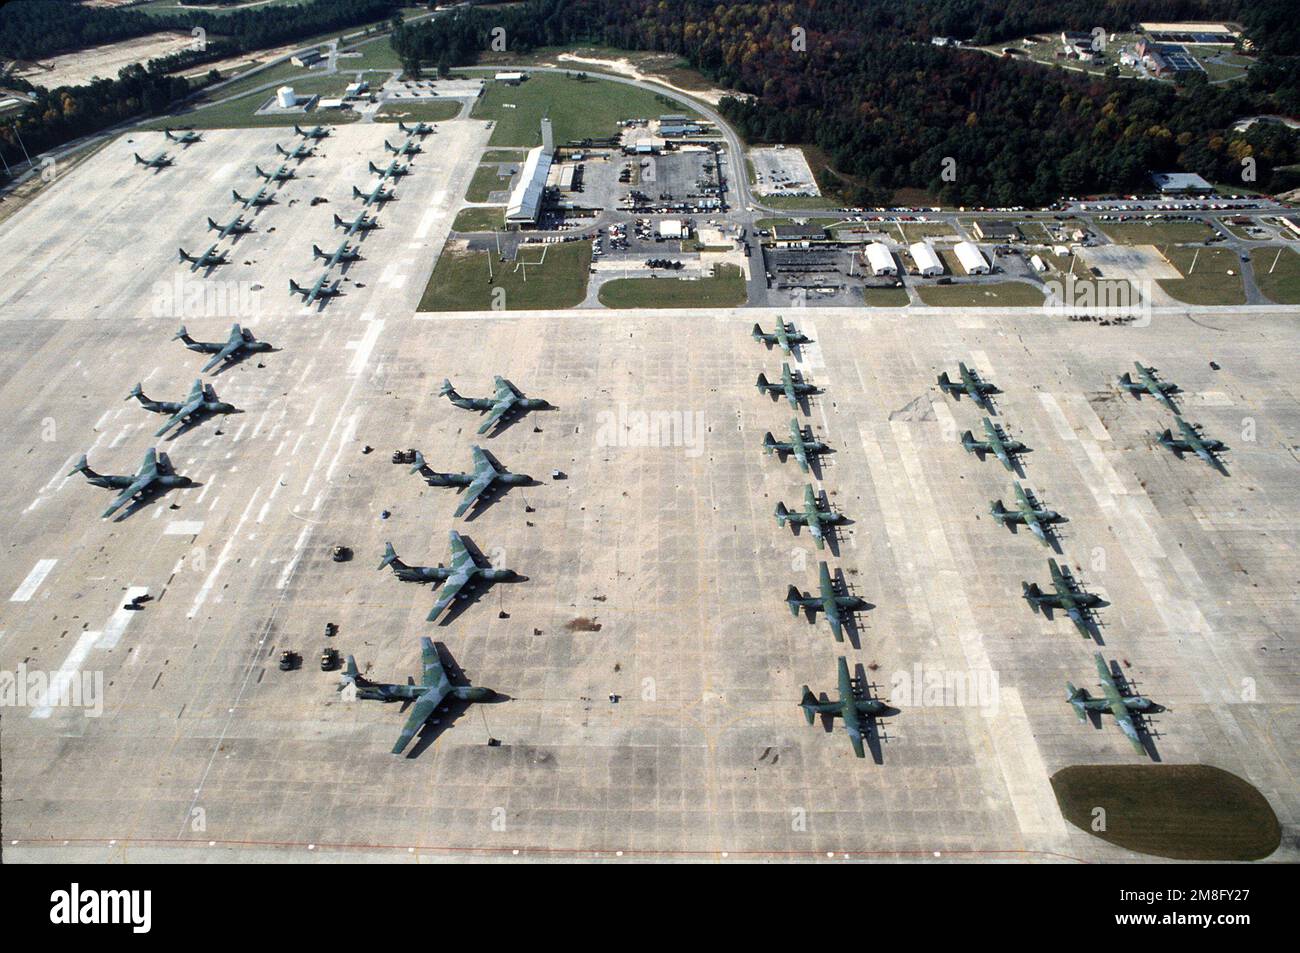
0,122,1296,863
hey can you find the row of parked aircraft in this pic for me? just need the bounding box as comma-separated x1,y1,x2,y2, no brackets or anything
752,318,895,760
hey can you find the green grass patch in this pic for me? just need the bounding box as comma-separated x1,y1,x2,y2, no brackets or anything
465,162,514,202
374,100,462,123
598,265,746,308
1100,220,1216,245
1157,246,1245,305
451,206,506,232
419,240,591,311
894,222,955,241
336,39,402,71
1052,765,1280,861
482,149,528,162
861,286,910,306
915,281,1046,307
471,72,695,147
756,193,840,211
1251,246,1300,304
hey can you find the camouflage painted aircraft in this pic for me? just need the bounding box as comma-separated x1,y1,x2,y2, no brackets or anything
338,638,495,755
1156,417,1229,474
775,484,845,550
751,317,811,355
398,121,434,137
294,123,330,140
1022,558,1105,635
762,417,829,473
800,656,895,758
409,446,534,518
334,212,380,234
69,448,195,518
384,138,422,156
127,378,240,437
207,215,254,241
439,377,550,435
289,274,343,307
786,561,870,642
990,482,1065,546
134,151,172,170
232,186,275,209
352,182,395,207
255,162,296,183
1119,361,1179,413
1068,653,1163,754
962,417,1029,472
276,140,316,161
177,244,229,272
379,533,523,622
756,362,820,409
163,128,202,145
174,323,274,372
312,241,362,269
369,158,411,179
937,361,999,411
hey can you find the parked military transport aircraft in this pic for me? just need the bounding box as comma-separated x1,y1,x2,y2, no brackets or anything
255,163,295,184
134,151,172,170
762,417,830,473
276,140,316,161
289,274,343,307
990,482,1065,545
164,128,202,145
786,561,870,642
127,379,240,436
409,446,535,518
398,121,434,137
334,212,380,234
339,638,496,755
751,317,811,355
1023,558,1106,635
207,215,254,240
312,242,362,269
801,656,896,758
178,244,228,272
756,362,820,409
174,324,274,372
294,123,330,140
369,159,411,179
1119,361,1180,413
379,533,523,622
353,182,394,207
69,448,195,518
384,138,422,156
962,417,1030,472
1156,417,1229,473
232,186,275,209
937,361,999,411
775,484,846,550
439,377,551,435
1068,653,1163,754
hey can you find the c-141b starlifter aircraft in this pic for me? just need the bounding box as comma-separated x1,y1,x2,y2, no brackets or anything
751,317,811,355
800,657,897,759
338,638,498,755
378,533,524,622
126,378,240,437
775,484,846,550
174,324,275,372
786,561,871,642
69,448,195,518
439,377,551,435
762,417,830,473
1068,653,1164,754
409,446,535,518
989,482,1066,545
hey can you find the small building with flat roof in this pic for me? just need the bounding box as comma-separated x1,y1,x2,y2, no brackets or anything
1150,171,1213,194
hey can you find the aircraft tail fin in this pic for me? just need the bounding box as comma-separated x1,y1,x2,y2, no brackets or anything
68,453,95,478
1023,581,1043,610
438,378,457,399
786,585,803,615
409,451,428,475
938,371,953,392
368,161,381,174
961,430,977,452
333,213,345,228
232,189,245,203
312,244,328,261
378,542,406,572
352,186,364,199
774,501,789,525
1119,372,1134,389
206,217,222,232
800,688,818,724
1066,683,1088,721
172,325,194,344
755,372,771,394
178,247,193,263
990,499,1008,520
344,654,359,679
762,432,777,454
126,383,145,404
133,153,145,164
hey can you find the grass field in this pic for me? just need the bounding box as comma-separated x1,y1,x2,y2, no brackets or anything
336,39,402,71
1100,220,1217,245
1157,246,1246,305
861,286,911,306
451,206,506,232
915,281,1046,307
1251,246,1300,304
1052,765,1280,861
597,265,746,308
375,101,462,123
419,240,592,311
756,194,841,211
482,149,529,162
470,72,693,147
466,162,514,202
892,222,956,241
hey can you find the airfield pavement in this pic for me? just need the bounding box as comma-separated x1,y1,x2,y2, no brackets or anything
0,119,1296,863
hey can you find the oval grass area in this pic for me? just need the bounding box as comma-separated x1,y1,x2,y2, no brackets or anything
1051,764,1281,861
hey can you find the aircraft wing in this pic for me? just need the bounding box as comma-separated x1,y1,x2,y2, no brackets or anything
155,398,200,436
426,571,469,621
837,657,853,699
1109,701,1144,753
420,637,448,687
447,531,474,570
453,470,495,518
476,397,513,434
203,338,241,372
102,476,149,518
846,721,866,758
390,683,451,754
494,376,521,399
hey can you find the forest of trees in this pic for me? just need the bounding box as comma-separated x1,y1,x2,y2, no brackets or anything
391,0,1300,204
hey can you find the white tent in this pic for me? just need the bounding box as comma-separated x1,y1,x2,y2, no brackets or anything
954,241,990,275
909,241,943,276
864,242,897,276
